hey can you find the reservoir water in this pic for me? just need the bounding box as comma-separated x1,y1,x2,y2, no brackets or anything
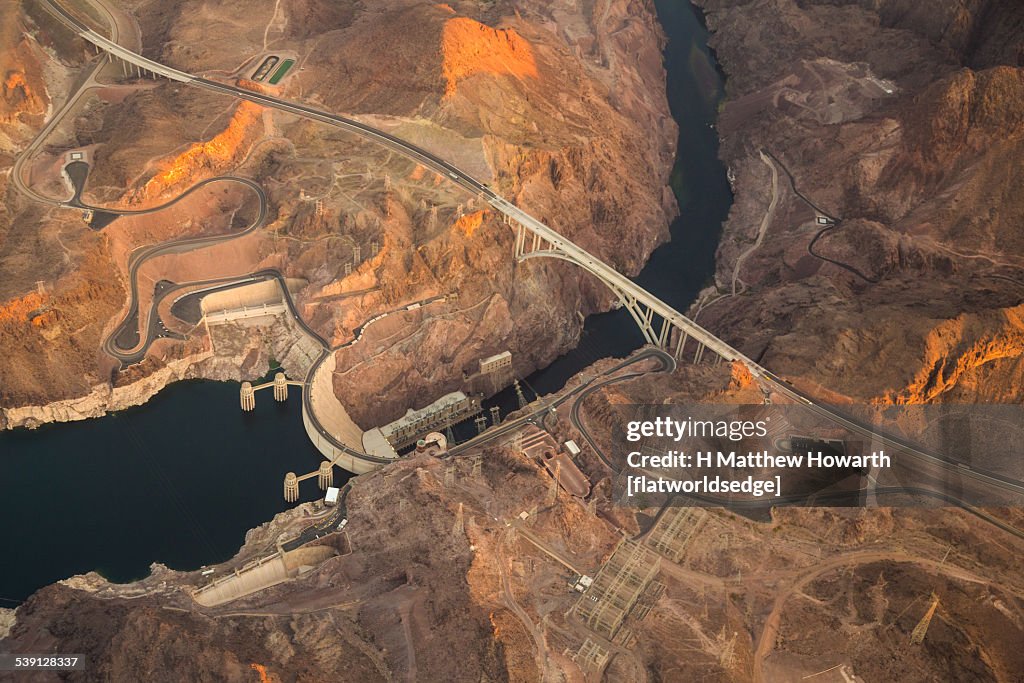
0,1,731,604
0,380,333,604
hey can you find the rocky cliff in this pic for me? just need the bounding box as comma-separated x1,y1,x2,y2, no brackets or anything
693,0,1024,403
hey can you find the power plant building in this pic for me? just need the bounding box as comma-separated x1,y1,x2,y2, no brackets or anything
479,351,512,375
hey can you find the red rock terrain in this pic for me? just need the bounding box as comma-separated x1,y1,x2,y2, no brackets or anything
1,0,679,429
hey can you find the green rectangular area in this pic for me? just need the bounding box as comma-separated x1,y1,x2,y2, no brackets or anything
268,59,295,85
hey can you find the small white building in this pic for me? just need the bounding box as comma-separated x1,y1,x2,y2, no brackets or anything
324,486,340,507
564,440,581,457
573,575,594,592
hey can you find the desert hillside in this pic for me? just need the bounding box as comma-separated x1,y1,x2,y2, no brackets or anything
692,0,1024,404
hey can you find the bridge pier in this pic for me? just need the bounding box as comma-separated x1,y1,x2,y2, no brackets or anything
317,461,333,490
283,472,299,502
658,320,671,348
273,372,288,401
240,382,255,411
674,331,689,360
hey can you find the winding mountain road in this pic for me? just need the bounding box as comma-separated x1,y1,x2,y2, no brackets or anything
99,176,269,364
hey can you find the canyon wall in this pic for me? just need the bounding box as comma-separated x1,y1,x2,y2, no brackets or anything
693,0,1024,403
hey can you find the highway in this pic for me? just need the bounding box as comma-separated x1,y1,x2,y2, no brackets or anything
33,0,1024,495
36,0,759,471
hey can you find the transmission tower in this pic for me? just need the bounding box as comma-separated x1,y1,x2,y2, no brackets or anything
717,628,737,670
548,462,560,506
514,380,528,410
911,593,940,645
452,502,464,536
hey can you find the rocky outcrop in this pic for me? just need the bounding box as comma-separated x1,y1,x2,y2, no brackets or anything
1,350,213,430
130,101,266,204
440,15,539,96
0,608,13,640
693,0,1024,403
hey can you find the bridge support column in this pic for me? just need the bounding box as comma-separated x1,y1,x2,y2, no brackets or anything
674,331,689,360
658,320,671,348
490,405,501,426
284,472,299,502
240,382,256,411
694,343,706,364
317,461,333,490
273,372,288,401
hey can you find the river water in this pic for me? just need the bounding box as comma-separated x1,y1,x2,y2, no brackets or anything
0,1,731,604
482,0,731,406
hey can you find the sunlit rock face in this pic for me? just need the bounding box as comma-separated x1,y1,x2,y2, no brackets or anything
0,0,51,143
440,15,539,96
136,101,265,203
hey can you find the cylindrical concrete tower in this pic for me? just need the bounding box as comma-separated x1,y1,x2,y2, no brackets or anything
317,461,333,490
240,382,255,411
273,372,288,402
283,472,299,502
